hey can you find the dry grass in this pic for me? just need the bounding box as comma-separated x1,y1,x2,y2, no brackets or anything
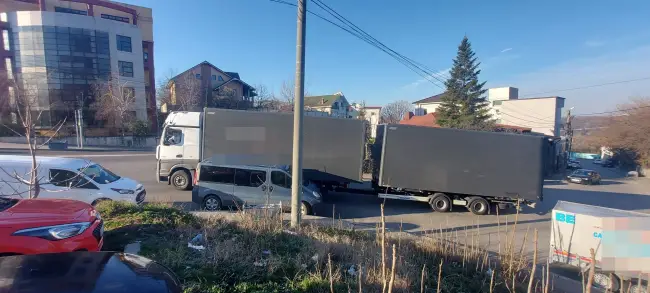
98,201,556,293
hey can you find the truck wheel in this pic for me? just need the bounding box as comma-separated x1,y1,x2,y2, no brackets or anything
430,193,451,213
468,197,490,215
171,170,191,190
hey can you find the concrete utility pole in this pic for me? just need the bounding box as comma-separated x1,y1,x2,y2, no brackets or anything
290,0,307,228
565,108,573,165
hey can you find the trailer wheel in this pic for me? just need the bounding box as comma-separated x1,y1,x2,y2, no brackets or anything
430,193,451,213
468,197,490,215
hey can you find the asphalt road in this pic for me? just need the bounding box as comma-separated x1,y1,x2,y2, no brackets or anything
3,148,650,264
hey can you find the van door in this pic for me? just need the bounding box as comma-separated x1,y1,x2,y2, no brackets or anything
159,127,185,178
269,170,292,208
234,168,268,208
47,169,99,203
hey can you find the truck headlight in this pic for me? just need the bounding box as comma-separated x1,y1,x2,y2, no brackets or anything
12,222,92,240
111,188,135,194
312,190,321,199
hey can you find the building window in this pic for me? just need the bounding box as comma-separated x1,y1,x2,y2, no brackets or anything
195,74,201,79
0,13,7,22
211,75,216,81
116,35,132,52
2,30,8,51
143,52,148,61
118,61,133,77
55,6,88,15
218,75,224,81
5,57,13,79
8,87,15,105
101,14,130,23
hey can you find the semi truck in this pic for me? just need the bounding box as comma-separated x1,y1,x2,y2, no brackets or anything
156,108,366,191
157,109,545,215
370,124,545,215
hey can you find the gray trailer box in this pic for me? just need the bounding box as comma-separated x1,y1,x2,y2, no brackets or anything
374,124,545,201
201,108,365,182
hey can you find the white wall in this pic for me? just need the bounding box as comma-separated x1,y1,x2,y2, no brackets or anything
497,98,562,136
414,103,440,114
10,11,147,120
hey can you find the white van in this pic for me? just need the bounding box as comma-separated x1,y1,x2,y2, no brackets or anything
0,155,145,205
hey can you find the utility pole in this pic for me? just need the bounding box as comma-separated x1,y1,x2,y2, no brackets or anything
565,108,573,166
290,0,307,228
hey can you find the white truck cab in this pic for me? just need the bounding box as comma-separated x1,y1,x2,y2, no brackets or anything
156,111,202,190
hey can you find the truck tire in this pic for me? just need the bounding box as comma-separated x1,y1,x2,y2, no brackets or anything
171,170,191,191
468,197,490,215
430,193,451,213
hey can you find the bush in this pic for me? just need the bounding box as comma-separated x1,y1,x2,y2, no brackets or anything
127,120,150,137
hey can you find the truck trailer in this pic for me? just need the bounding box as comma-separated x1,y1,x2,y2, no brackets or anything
156,109,365,191
371,124,546,215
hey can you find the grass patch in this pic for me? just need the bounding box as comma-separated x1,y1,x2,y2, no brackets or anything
100,202,540,293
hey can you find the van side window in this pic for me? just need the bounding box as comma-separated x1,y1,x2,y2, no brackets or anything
163,128,183,146
250,171,266,187
234,169,266,187
271,171,291,188
199,166,234,184
49,169,97,189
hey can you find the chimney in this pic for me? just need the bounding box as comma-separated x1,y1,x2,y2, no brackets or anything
321,98,325,104
405,112,414,120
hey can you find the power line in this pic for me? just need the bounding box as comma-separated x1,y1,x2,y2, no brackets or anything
575,104,650,116
519,77,650,98
268,0,446,89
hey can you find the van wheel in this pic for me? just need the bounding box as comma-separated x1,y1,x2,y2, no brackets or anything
171,170,191,190
301,201,312,216
430,193,451,213
203,195,222,211
468,197,490,215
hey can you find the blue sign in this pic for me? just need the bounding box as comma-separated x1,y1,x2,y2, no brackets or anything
556,212,576,224
593,232,602,238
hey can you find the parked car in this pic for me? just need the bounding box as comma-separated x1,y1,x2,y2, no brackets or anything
0,251,182,293
191,163,321,215
566,169,601,185
0,197,103,255
0,155,146,206
567,159,581,169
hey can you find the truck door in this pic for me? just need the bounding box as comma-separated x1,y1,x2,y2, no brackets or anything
159,127,185,177
269,170,293,208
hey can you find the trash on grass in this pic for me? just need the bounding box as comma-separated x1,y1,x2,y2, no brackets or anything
187,243,205,250
282,229,298,235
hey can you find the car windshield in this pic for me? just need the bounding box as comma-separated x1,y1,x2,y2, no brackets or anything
80,164,121,184
0,197,18,212
572,170,591,176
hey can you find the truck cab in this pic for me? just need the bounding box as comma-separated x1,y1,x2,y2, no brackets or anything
156,111,202,190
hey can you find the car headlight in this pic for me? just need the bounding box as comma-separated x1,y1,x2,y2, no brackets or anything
111,188,135,194
312,189,321,199
12,222,92,240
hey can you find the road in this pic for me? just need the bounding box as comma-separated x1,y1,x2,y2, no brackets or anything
3,148,650,263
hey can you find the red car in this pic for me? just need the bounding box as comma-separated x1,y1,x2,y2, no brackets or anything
0,197,103,256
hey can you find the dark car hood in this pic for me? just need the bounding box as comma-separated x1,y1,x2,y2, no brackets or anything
0,252,181,293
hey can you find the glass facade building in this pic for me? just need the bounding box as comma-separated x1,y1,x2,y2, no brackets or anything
10,25,111,126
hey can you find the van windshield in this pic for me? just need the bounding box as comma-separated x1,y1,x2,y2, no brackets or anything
80,164,121,184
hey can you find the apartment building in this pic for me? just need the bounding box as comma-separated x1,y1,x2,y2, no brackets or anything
0,0,155,130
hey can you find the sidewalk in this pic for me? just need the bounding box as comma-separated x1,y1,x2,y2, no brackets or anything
0,142,155,152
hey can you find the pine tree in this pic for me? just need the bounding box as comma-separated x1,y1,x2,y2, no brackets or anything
436,36,493,130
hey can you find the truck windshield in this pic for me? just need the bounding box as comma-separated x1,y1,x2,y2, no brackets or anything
80,164,121,184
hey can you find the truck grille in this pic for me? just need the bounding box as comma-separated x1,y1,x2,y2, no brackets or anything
136,190,146,204
92,221,103,242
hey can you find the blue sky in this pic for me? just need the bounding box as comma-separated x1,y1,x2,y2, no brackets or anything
122,0,650,114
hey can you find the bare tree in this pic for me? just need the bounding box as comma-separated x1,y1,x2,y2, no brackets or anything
92,73,137,137
0,73,67,199
380,100,414,124
279,79,310,106
254,84,282,110
594,98,650,168
157,69,201,111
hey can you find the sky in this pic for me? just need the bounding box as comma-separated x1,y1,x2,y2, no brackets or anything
121,0,650,115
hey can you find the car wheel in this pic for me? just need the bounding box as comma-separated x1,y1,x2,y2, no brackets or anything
203,195,222,211
468,197,490,215
430,193,451,213
301,201,312,216
171,170,191,191
593,272,620,292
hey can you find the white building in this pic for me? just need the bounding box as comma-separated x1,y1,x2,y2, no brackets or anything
413,87,564,136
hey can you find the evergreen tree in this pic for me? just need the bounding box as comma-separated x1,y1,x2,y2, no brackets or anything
436,36,493,130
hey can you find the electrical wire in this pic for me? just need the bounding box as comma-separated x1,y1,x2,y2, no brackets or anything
268,0,446,89
519,77,650,98
575,104,650,116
